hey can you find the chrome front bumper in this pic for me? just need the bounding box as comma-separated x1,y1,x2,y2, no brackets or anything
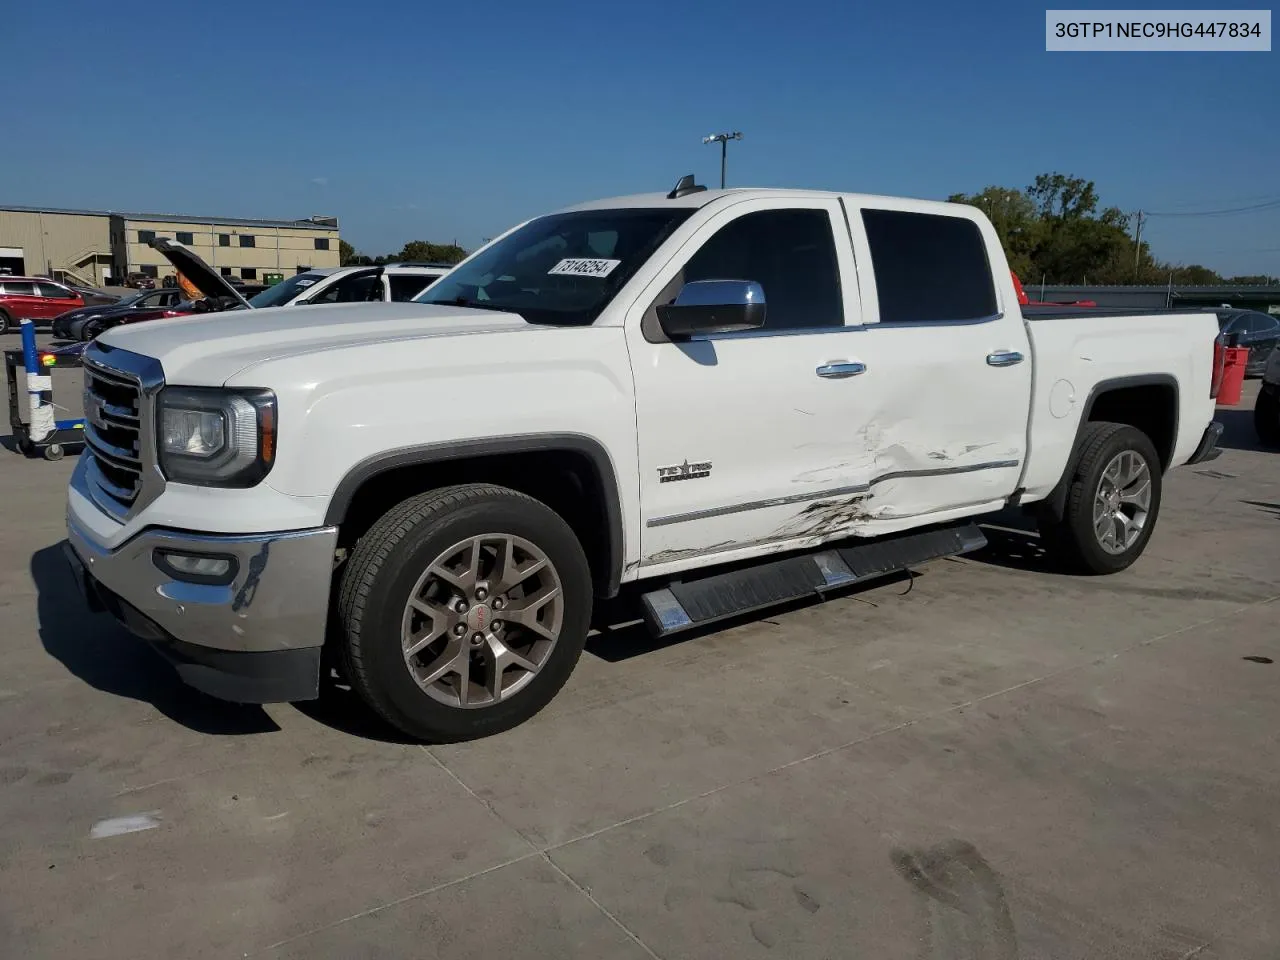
66,516,338,656
65,505,338,703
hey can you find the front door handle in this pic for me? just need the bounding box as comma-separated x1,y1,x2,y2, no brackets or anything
986,350,1024,367
816,361,867,379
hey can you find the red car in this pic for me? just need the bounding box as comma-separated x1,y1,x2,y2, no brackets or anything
0,278,85,334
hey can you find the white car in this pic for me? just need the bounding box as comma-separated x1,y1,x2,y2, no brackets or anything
67,177,1223,742
246,263,452,308
149,237,451,310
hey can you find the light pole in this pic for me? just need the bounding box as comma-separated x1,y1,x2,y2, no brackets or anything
703,131,743,189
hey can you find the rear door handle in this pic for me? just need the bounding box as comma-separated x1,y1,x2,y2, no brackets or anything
986,350,1024,367
816,361,866,379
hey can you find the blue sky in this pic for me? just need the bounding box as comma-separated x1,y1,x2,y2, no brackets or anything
5,0,1277,274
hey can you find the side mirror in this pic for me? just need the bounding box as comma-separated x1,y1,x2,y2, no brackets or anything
656,280,766,340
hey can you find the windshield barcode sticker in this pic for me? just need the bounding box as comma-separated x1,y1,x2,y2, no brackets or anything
547,258,621,278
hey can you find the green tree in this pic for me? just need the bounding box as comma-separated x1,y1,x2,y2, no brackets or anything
397,240,467,265
948,186,1041,277
339,239,356,266
1027,172,1100,221
1226,274,1280,285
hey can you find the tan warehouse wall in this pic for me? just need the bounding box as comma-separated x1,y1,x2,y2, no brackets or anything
120,219,341,281
0,210,112,281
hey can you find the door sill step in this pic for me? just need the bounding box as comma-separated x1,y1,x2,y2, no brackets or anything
640,523,986,636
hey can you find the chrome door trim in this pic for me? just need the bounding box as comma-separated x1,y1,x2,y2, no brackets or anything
646,459,1020,527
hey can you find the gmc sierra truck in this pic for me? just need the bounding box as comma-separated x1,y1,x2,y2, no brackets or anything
64,177,1224,741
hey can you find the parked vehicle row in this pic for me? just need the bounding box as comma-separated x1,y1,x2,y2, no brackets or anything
51,288,186,340
1256,346,1280,447
29,240,452,341
0,278,85,334
1215,308,1280,378
64,176,1223,743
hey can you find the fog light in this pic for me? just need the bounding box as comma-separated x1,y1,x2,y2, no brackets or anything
153,550,238,585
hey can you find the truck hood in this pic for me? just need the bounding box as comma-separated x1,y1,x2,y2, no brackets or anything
148,236,253,308
95,301,532,386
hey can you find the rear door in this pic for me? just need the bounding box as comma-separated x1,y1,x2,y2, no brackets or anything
3,281,41,320
835,202,1031,524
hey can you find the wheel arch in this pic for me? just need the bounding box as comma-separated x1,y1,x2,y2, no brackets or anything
325,433,626,598
1038,374,1178,522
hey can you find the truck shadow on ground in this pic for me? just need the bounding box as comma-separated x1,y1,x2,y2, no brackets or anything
1215,407,1271,453
30,543,280,735
292,676,422,745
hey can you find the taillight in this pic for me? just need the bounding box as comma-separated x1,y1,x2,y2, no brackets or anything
1210,337,1225,399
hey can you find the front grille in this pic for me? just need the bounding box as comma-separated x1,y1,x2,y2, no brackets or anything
83,359,145,517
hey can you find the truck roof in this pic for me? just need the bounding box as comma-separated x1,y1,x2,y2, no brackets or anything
555,187,971,217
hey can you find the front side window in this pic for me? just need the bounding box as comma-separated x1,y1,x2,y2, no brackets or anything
248,272,327,307
311,272,382,304
417,208,693,325
680,209,844,331
862,209,996,324
38,283,73,298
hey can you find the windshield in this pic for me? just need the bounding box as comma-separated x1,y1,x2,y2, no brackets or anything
248,272,327,308
415,208,693,325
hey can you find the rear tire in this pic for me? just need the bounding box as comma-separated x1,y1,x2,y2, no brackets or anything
338,483,592,742
1039,422,1162,575
1255,389,1280,448
0,310,10,335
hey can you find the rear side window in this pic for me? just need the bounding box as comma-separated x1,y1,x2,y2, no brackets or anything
389,274,433,301
682,209,844,331
4,281,36,295
862,210,996,324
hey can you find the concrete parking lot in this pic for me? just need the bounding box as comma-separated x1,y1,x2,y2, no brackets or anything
1,347,1276,958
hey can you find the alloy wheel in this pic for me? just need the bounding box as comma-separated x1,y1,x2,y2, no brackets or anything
400,534,563,708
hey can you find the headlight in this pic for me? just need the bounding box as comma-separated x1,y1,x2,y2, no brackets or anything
157,387,276,487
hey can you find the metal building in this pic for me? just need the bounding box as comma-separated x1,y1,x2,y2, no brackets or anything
0,204,341,286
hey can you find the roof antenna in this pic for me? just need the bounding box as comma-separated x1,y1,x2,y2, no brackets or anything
667,174,707,200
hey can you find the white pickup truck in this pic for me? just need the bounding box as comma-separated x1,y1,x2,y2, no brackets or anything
64,177,1225,741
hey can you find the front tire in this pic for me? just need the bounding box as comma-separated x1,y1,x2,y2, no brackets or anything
338,484,592,742
1039,422,1162,575
1255,388,1280,447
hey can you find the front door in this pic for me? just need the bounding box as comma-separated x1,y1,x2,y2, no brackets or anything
38,283,79,320
625,197,869,574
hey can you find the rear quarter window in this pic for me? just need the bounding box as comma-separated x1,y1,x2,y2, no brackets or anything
862,209,997,324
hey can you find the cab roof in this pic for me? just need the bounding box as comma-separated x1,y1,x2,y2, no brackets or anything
554,186,970,217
